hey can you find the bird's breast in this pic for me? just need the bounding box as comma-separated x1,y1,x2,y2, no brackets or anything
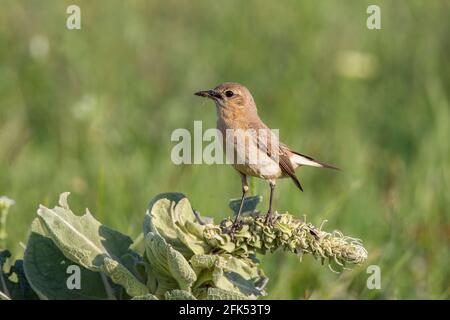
216,121,282,179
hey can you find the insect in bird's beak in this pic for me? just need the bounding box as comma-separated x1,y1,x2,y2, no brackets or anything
194,89,222,100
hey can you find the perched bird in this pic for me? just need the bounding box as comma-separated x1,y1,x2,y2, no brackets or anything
195,82,338,228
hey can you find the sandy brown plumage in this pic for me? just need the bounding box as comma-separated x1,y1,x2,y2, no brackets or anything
195,82,338,227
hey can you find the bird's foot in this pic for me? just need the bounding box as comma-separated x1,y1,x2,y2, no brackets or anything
264,211,276,225
225,217,243,239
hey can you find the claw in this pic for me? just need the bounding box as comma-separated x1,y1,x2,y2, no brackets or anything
225,218,243,240
265,211,276,225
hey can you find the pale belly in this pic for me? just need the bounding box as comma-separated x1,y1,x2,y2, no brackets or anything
232,161,282,180
221,127,283,179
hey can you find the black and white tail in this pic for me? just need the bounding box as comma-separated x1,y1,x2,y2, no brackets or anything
290,151,340,170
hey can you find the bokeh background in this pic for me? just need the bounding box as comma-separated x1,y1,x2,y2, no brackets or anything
1,0,449,299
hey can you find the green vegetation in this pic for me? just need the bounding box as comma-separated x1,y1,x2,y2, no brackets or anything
1,192,366,300
0,0,449,299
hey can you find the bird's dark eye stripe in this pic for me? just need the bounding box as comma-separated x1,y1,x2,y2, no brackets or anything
225,90,234,97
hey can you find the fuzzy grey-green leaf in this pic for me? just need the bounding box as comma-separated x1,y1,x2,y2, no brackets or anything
132,293,159,300
167,246,197,290
144,193,210,257
165,289,197,300
145,232,196,291
206,287,250,300
35,193,148,297
23,218,114,300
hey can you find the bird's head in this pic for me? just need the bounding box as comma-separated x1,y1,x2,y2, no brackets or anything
195,82,257,115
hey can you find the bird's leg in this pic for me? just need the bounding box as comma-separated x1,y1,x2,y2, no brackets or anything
232,174,248,231
265,180,276,224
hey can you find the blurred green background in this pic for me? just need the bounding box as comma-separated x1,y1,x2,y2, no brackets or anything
0,0,449,299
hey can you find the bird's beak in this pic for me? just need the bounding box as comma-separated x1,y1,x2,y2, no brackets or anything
194,89,221,100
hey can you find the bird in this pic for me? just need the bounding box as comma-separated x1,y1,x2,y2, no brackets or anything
194,82,338,229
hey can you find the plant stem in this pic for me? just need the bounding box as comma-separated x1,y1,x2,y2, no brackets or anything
100,272,116,300
0,272,11,299
0,290,11,300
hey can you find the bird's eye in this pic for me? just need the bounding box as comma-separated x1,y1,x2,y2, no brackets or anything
224,90,234,98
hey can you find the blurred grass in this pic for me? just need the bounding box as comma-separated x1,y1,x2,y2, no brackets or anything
0,0,449,299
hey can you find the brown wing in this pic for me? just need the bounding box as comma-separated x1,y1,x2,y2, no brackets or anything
278,144,303,191
248,120,303,191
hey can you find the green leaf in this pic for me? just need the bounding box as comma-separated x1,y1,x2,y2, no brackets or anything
229,196,262,215
165,289,197,300
190,254,218,273
167,244,197,290
206,287,249,300
120,252,147,285
145,232,197,293
144,193,210,257
190,254,265,298
23,219,113,299
34,192,148,297
131,293,159,300
143,193,185,243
